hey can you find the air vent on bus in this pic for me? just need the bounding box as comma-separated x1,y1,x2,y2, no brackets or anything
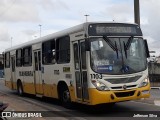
105,76,141,84
111,85,137,90
114,91,135,98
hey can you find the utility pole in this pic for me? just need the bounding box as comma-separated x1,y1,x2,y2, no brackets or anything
134,0,140,26
84,15,89,22
11,37,13,47
39,24,42,37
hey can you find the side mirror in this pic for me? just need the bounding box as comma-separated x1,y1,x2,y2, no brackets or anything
144,39,150,58
85,39,90,51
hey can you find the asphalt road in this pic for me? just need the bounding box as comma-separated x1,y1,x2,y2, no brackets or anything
0,79,160,120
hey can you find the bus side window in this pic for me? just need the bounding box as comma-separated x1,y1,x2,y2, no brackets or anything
23,46,32,66
56,36,70,64
81,42,86,69
16,49,22,67
34,52,38,71
5,52,10,68
42,39,56,64
73,43,79,69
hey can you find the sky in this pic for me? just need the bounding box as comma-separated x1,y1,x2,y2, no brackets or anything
0,0,160,56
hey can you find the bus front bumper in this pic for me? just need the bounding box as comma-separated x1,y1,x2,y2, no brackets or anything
88,84,150,105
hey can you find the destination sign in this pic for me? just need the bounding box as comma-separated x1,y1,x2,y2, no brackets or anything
96,26,136,34
19,71,33,76
88,23,142,36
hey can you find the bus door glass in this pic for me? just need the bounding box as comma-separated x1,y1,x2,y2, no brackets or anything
34,50,43,94
73,40,89,101
11,55,16,89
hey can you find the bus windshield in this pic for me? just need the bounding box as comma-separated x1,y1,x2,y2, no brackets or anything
90,37,147,74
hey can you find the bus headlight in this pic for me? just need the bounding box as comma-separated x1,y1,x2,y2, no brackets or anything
91,80,109,91
138,77,149,88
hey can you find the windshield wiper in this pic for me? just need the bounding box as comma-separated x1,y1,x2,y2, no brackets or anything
124,36,133,58
126,36,133,50
103,36,119,59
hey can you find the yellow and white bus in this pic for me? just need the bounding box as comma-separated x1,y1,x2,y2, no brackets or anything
4,22,150,108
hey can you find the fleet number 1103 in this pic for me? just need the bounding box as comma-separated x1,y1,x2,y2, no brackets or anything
90,74,102,79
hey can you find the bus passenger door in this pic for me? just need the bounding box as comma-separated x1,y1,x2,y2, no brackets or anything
11,55,16,89
73,41,89,101
34,50,43,95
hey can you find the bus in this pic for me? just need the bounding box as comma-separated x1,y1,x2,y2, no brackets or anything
4,22,150,108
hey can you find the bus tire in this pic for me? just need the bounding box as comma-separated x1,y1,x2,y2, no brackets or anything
60,86,72,109
17,81,23,96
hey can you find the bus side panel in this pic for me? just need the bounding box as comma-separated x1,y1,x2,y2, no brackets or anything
22,66,35,94
43,65,58,98
68,86,76,102
57,63,76,102
42,64,74,99
5,68,12,89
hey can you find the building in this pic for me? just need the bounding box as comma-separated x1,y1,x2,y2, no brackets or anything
0,54,4,78
148,56,160,88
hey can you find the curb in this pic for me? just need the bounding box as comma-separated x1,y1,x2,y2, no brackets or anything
151,87,160,90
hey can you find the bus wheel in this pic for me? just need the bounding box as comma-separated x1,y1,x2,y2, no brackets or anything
17,82,23,96
61,88,72,109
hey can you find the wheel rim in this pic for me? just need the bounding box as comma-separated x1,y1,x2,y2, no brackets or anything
18,85,22,95
63,90,70,103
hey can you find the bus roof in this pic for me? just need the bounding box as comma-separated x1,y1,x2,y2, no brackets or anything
5,22,139,52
